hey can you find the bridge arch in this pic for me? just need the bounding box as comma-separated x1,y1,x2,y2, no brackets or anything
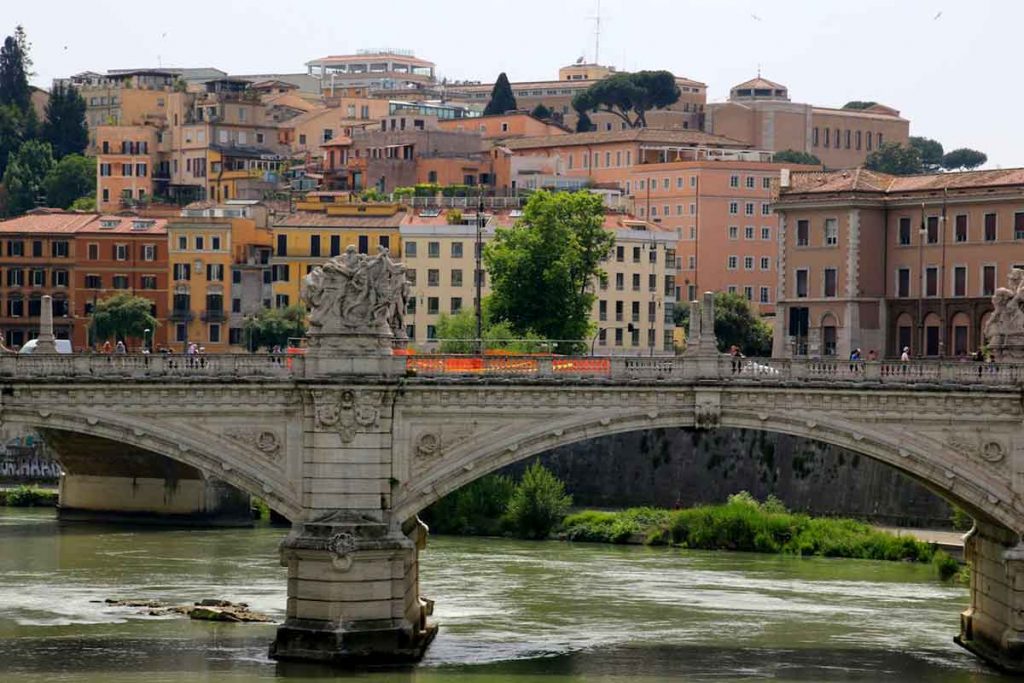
395,405,1024,534
2,405,301,520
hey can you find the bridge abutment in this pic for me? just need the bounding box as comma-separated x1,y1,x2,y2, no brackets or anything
957,521,1024,672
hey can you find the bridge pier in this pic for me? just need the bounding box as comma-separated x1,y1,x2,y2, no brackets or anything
270,514,435,664
957,521,1024,672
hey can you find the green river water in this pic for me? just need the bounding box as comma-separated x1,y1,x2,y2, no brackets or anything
0,507,1012,682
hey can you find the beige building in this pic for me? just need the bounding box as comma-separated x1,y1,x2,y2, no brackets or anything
705,77,909,169
400,208,678,354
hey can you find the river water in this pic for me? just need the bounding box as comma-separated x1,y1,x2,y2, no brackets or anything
0,508,1012,682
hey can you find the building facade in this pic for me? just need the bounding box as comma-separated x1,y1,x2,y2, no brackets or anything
773,168,1024,360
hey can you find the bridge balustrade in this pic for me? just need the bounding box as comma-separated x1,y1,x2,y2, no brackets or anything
0,353,299,379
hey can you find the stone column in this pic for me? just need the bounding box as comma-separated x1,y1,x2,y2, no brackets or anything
956,520,1024,672
35,295,57,353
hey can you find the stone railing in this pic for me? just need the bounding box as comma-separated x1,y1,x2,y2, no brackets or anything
405,355,1024,386
0,353,301,380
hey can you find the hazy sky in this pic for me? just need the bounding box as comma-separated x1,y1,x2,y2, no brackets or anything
7,0,1016,166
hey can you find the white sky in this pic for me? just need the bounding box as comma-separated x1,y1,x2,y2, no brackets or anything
8,0,1014,166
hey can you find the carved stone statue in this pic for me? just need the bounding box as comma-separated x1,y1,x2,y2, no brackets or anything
985,268,1024,360
301,245,409,354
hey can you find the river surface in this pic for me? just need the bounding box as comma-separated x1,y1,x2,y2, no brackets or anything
0,507,1012,682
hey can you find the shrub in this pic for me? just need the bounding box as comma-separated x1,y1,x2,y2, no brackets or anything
505,462,572,539
933,551,961,581
5,485,54,507
421,474,516,536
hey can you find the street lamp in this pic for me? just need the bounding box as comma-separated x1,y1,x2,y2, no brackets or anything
143,328,151,353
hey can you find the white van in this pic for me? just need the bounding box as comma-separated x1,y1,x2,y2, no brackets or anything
19,339,73,354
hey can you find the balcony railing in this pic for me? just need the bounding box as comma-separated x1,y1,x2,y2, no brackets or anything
170,308,194,322
201,309,227,323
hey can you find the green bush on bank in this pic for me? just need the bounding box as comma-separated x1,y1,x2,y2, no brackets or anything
505,463,572,539
1,485,57,507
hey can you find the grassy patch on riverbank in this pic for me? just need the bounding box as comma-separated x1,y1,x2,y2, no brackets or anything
0,485,57,507
562,492,961,581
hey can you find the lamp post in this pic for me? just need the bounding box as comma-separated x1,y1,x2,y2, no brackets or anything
143,328,151,353
475,196,484,354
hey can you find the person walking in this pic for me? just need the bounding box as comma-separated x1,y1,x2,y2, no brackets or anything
900,346,910,362
102,340,112,354
114,340,126,354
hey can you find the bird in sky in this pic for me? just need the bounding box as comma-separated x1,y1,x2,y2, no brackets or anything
751,13,762,21
933,11,943,20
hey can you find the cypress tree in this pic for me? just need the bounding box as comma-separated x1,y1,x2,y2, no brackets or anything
43,82,88,159
483,72,517,116
0,29,31,114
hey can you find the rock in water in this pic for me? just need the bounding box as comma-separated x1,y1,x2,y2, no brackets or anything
188,606,243,622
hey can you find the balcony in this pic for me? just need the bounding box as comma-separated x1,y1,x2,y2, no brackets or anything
201,309,227,323
170,308,194,322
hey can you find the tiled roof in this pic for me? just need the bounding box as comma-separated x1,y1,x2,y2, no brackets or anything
783,167,1024,196
0,212,167,234
732,76,787,91
502,128,747,150
274,211,406,229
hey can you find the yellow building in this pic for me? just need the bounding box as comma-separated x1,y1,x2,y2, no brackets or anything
270,199,406,307
167,201,274,351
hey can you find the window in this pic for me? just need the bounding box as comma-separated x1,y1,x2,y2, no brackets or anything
760,287,770,303
728,226,738,240
856,131,862,150
427,269,439,286
983,265,997,296
599,300,607,321
632,247,641,263
7,240,23,256
141,275,157,290
7,297,23,317
143,244,156,261
173,263,190,281
51,241,69,258
744,226,754,240
866,130,873,151
761,203,770,216
1016,212,1024,240
954,266,967,297
615,273,624,290
743,256,753,270
631,301,640,322
614,328,623,345
208,323,221,343
631,273,640,291
276,234,287,257
813,128,819,146
206,264,224,281
357,235,369,254
761,227,771,240
845,130,851,149
745,176,755,189
115,244,128,261
30,240,42,257
88,243,99,260
729,202,738,215
53,269,69,287
614,300,624,322
744,286,754,301
796,269,808,298
897,268,911,297
926,216,939,244
797,219,809,246
824,218,838,246
310,235,321,257
898,217,911,245
925,266,938,297
405,240,417,257
824,268,837,297
760,257,770,271
112,275,129,289
745,203,754,216
450,297,462,313
427,297,439,315
727,255,738,270
30,268,45,287
84,274,101,289
985,213,997,241
379,235,389,250
729,175,739,188
427,241,440,258
955,215,968,242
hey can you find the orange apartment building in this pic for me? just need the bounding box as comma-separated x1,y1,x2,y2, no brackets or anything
773,168,1024,360
705,77,910,169
436,112,570,139
74,216,169,349
95,124,167,211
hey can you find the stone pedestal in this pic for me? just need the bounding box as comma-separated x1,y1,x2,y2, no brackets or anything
270,515,435,664
34,294,57,353
956,521,1024,671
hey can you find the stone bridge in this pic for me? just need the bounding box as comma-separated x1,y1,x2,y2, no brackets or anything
6,280,1024,669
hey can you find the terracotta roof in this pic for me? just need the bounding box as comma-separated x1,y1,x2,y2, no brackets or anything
274,211,406,229
732,76,787,91
0,212,167,234
321,136,353,147
783,167,1024,197
502,128,747,151
265,93,319,112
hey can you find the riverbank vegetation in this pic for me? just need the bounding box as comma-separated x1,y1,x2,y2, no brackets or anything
422,468,962,582
0,485,57,507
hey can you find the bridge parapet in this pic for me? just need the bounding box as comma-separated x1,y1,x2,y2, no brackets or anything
0,353,301,379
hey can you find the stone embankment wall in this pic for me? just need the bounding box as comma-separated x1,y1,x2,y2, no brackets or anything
503,428,953,528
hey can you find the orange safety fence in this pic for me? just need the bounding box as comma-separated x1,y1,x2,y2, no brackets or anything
553,358,611,375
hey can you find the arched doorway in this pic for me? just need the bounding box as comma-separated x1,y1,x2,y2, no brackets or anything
951,311,972,357
895,312,914,359
820,312,838,357
923,312,942,357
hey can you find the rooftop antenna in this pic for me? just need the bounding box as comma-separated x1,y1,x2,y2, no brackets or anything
592,0,602,65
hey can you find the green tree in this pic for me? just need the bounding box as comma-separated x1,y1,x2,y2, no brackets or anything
908,136,944,172
505,462,572,540
1,139,53,216
483,72,517,116
435,307,546,353
485,191,614,354
0,103,25,177
865,142,922,176
571,70,680,128
42,82,88,159
530,102,551,119
42,154,94,209
942,148,987,171
575,110,594,132
674,291,772,356
842,101,877,110
242,305,307,350
69,195,96,211
772,149,821,165
91,293,159,345
0,28,31,113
